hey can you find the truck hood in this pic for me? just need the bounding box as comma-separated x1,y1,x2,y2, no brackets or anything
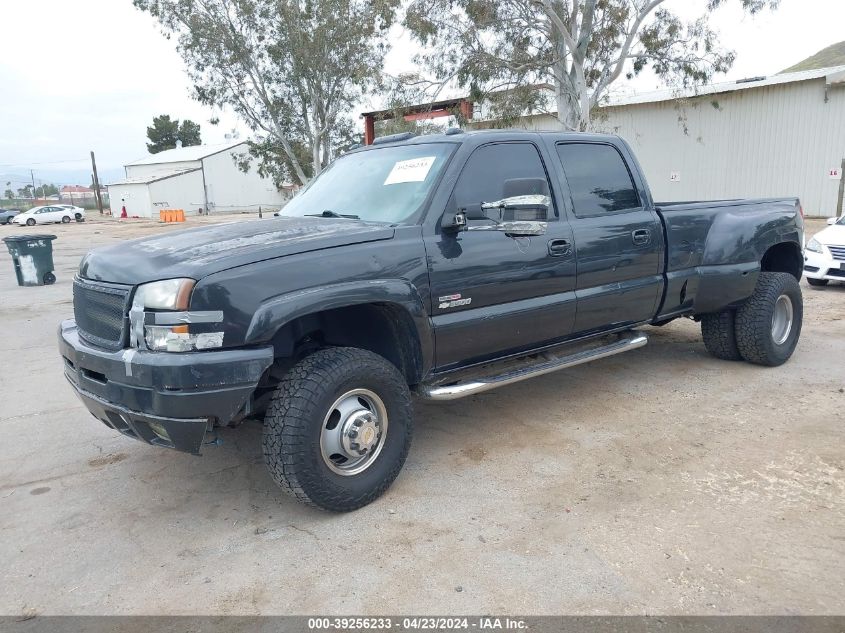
79,216,395,285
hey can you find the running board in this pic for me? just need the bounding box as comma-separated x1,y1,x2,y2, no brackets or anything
418,331,648,401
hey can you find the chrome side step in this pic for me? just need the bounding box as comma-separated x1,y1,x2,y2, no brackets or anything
418,331,648,401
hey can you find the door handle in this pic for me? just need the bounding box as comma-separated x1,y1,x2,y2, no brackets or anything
548,239,572,257
631,229,651,246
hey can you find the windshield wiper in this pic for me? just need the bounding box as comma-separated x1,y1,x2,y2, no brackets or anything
305,210,360,219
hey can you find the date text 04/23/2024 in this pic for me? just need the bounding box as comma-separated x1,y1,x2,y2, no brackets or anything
307,617,528,630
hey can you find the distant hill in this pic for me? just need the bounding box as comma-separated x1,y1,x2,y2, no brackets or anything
781,41,845,73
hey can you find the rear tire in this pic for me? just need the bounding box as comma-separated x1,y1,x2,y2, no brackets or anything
807,278,828,287
262,347,413,512
61,216,71,224
701,310,742,361
735,272,802,367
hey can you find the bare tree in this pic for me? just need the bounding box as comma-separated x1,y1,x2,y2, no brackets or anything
135,0,399,185
404,0,779,131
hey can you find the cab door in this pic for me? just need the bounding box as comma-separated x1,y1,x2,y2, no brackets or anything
425,142,577,370
554,142,663,334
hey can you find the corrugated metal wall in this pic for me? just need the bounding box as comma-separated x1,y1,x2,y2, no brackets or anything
509,79,845,217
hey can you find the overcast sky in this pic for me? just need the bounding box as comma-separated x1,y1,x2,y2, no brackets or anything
1,0,843,186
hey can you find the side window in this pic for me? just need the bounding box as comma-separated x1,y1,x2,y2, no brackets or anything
556,143,640,217
451,143,552,217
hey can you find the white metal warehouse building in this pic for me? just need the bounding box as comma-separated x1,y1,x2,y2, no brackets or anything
108,141,288,218
495,65,845,217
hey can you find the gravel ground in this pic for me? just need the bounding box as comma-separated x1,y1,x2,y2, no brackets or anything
0,215,842,616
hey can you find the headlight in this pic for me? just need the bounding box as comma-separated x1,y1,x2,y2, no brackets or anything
133,278,195,310
806,238,823,253
144,326,224,352
129,278,225,352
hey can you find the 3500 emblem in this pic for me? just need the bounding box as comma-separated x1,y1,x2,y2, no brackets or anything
438,294,472,309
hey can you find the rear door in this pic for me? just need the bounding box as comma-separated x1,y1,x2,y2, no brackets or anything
554,142,663,334
425,141,577,370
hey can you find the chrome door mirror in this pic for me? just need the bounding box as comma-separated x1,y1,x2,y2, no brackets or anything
441,196,550,237
475,195,550,236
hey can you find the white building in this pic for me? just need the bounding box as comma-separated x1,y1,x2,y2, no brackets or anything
475,66,845,217
108,141,287,218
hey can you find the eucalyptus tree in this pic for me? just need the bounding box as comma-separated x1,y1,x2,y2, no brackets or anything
135,0,400,184
404,0,779,131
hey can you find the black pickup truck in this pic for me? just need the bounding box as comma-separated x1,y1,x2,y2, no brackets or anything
59,130,805,511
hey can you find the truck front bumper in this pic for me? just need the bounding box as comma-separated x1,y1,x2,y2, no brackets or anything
59,320,274,455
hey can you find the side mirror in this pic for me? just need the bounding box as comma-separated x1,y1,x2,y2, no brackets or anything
827,217,838,225
482,195,550,222
477,195,550,236
441,196,550,237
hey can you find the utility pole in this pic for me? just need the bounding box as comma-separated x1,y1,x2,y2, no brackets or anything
30,170,36,200
90,151,105,215
837,158,845,219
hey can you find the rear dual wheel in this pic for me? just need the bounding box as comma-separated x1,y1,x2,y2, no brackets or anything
701,272,802,367
735,272,802,366
262,347,413,512
701,310,742,361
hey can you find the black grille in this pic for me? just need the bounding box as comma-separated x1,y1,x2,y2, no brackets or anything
73,277,131,350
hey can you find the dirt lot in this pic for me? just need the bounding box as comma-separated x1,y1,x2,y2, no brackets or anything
1,215,843,616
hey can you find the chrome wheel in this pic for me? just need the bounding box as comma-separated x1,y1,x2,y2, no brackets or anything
771,294,793,345
320,388,388,476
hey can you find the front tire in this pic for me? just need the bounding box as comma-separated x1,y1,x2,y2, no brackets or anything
807,277,828,287
26,218,35,226
701,310,742,361
262,347,413,512
735,272,803,367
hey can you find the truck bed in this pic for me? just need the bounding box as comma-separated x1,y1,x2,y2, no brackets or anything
653,197,803,319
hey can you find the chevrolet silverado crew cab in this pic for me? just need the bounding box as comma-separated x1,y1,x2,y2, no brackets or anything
59,130,805,511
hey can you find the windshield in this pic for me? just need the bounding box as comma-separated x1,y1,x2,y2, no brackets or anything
837,215,845,226
281,143,454,224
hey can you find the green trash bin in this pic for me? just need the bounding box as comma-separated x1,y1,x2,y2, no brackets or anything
3,234,58,286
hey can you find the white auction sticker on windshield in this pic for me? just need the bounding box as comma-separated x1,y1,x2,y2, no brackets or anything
383,156,436,185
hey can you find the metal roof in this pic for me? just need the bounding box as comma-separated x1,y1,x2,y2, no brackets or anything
125,141,244,166
108,168,201,186
606,64,845,107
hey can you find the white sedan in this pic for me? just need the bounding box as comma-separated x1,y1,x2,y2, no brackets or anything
58,205,86,221
13,205,84,226
805,216,845,286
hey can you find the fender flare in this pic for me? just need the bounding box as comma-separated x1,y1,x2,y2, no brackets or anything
244,279,434,375
702,207,802,268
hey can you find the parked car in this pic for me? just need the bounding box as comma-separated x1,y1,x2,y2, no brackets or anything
57,205,86,222
0,208,18,225
13,205,81,226
804,215,845,285
59,130,805,511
